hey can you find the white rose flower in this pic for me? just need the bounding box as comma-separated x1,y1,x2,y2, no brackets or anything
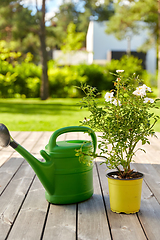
133,84,152,98
116,70,124,73
142,84,152,92
133,89,143,97
133,86,146,97
143,97,154,103
139,85,146,97
105,92,114,102
112,98,121,106
133,89,138,96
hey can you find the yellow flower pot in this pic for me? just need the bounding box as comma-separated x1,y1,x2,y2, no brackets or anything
107,171,143,214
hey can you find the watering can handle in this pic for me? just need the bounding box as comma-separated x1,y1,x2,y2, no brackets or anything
49,126,97,153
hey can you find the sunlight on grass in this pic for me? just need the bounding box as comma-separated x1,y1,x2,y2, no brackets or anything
0,98,160,132
0,98,89,131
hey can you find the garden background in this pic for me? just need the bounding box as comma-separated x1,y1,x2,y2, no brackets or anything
0,0,159,131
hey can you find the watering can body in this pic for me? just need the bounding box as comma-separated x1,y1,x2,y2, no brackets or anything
2,125,97,204
40,126,97,204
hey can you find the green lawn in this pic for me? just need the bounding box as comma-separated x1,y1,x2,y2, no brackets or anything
0,98,160,132
0,98,89,131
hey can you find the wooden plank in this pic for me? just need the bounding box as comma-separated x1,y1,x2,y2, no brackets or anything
65,132,79,140
7,176,48,240
7,130,76,240
10,131,19,136
77,132,91,141
7,131,32,153
1,131,160,240
132,136,160,167
32,131,54,161
0,161,35,239
137,181,160,240
0,132,29,166
148,133,160,148
78,131,102,140
131,159,160,239
134,138,160,178
31,131,52,153
42,130,76,239
0,131,49,239
21,131,43,150
0,151,17,167
96,161,147,240
132,157,160,204
10,131,44,159
43,204,76,240
43,131,93,240
22,131,44,160
78,163,111,240
0,132,32,166
0,131,44,193
0,157,24,195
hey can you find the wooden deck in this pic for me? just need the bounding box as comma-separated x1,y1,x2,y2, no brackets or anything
0,131,160,240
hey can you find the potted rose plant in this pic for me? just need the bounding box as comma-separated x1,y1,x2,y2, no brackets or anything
78,70,159,213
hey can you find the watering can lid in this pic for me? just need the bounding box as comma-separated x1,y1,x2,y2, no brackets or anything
45,139,92,155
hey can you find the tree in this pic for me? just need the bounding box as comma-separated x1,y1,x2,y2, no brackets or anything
61,22,85,53
105,0,159,94
60,22,85,65
0,2,39,59
79,0,114,22
51,0,114,49
51,2,82,49
0,0,49,100
106,0,157,43
36,0,49,100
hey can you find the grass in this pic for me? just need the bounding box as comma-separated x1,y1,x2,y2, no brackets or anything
0,98,160,132
0,98,89,131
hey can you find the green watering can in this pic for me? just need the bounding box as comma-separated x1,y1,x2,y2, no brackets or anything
0,124,97,204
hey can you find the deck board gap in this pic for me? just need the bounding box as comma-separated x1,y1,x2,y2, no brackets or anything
95,161,113,240
40,203,50,240
136,213,149,240
76,203,78,240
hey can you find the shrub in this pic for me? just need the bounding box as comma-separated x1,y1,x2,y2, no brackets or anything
104,55,144,82
48,63,86,97
73,63,114,92
14,62,41,97
0,44,41,98
0,45,156,98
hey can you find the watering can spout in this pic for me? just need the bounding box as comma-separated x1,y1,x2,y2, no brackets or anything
13,143,55,195
0,123,55,196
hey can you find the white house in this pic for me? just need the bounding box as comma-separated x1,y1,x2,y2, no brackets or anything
52,50,88,65
86,21,156,74
53,21,156,74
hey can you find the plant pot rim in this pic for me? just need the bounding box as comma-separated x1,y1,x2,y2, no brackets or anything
106,171,144,180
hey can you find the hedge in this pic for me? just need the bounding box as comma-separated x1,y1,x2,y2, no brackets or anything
0,56,154,98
